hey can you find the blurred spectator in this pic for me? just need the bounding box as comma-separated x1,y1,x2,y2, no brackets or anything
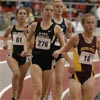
21,1,31,7
10,11,16,25
71,7,78,18
31,3,42,16
33,4,40,16
86,4,94,13
1,1,16,12
62,4,69,18
26,7,34,24
96,6,100,27
72,14,84,33
75,4,86,13
0,5,5,30
63,0,75,2
0,0,100,31
88,6,96,15
88,0,97,3
4,12,12,27
77,0,86,2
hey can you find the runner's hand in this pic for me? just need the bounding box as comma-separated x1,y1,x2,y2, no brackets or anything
52,50,61,59
69,63,75,74
69,66,75,74
20,51,27,57
3,45,8,50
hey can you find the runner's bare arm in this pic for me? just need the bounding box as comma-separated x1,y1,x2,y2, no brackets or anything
97,37,100,60
62,34,78,53
25,22,37,53
65,19,73,39
3,26,13,50
54,25,65,46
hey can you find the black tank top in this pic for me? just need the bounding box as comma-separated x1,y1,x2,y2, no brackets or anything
32,22,56,55
51,18,67,49
52,18,67,34
11,25,24,54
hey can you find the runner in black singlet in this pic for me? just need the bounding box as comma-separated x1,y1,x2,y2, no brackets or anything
3,7,31,100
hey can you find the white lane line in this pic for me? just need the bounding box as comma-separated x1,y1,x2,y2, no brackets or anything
0,51,99,99
0,61,7,64
0,75,31,98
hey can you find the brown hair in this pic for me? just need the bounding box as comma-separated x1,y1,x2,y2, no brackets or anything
54,0,63,3
16,7,29,17
42,2,53,10
81,13,95,25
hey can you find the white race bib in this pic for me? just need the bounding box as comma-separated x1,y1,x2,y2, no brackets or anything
79,51,94,64
13,34,24,45
35,36,50,50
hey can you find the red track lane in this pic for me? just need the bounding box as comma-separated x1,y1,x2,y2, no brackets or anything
0,61,100,100
0,67,69,100
0,38,100,100
0,49,8,61
0,35,10,61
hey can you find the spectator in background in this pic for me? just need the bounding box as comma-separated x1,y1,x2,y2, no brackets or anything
0,4,5,30
26,7,34,24
62,4,69,18
32,3,41,16
95,6,100,27
4,12,12,27
72,11,84,33
21,1,31,7
89,6,96,15
10,11,16,25
1,1,16,12
77,0,86,2
88,0,98,3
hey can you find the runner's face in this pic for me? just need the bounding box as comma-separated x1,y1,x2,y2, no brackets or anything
16,9,28,23
83,16,95,33
53,1,64,15
42,4,53,20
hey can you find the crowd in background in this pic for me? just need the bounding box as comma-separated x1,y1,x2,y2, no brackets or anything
0,0,100,31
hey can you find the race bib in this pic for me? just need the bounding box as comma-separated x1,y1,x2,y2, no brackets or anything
35,36,50,50
13,34,24,45
79,51,94,64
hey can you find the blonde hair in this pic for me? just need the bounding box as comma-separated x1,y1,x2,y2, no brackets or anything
54,0,62,2
42,2,53,10
81,13,95,25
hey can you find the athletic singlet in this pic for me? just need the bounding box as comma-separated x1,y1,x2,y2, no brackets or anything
73,33,97,72
11,25,25,55
32,22,56,56
52,18,67,47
